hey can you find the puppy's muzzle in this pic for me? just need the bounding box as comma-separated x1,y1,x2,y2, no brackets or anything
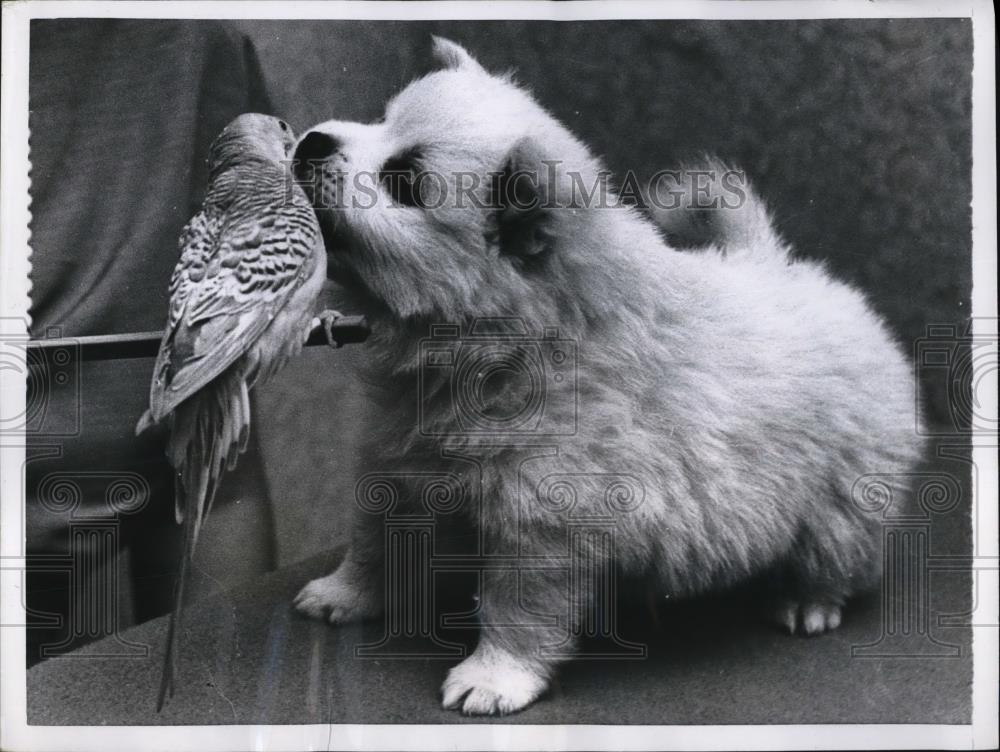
293,131,344,194
292,131,346,213
294,131,342,167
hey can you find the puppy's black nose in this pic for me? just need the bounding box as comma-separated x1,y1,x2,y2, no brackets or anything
294,131,341,165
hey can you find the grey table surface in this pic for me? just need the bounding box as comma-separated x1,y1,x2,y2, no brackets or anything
27,540,973,727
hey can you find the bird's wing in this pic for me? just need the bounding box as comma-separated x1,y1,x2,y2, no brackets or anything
147,169,319,421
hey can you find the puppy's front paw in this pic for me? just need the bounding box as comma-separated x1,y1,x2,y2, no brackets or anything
769,599,843,636
441,647,548,715
293,570,382,625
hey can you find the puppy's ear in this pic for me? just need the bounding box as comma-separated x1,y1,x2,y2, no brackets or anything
487,137,570,260
431,36,486,73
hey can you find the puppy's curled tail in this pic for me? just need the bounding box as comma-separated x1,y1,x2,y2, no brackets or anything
646,158,790,263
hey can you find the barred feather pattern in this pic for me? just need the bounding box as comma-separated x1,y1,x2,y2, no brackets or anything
166,164,319,343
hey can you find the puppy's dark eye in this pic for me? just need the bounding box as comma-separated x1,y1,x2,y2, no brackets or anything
379,149,424,208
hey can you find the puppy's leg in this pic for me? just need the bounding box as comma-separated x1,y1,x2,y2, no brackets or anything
294,513,385,624
768,598,844,636
763,517,881,636
442,563,571,715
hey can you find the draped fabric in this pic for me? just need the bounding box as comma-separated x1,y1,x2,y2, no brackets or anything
29,19,274,336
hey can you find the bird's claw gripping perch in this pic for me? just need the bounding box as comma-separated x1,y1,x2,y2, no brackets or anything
305,313,371,349
317,310,344,348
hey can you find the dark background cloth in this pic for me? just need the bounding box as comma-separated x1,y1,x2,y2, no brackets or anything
29,19,273,336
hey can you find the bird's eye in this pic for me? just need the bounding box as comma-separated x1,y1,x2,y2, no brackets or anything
379,149,424,208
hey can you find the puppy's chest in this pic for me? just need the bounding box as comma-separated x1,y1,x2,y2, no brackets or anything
368,339,660,454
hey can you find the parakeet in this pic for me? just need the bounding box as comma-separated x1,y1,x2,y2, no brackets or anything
136,113,337,710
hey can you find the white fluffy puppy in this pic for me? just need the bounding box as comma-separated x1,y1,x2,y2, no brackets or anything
292,37,924,715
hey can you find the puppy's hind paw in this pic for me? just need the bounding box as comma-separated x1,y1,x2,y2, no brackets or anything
441,648,548,715
293,571,382,625
769,599,843,636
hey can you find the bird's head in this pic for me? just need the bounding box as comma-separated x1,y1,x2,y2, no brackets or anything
209,113,297,177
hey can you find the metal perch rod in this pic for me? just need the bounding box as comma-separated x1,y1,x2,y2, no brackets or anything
25,315,370,362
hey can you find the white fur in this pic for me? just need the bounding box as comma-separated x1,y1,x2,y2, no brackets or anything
441,643,549,715
293,556,383,624
293,38,925,715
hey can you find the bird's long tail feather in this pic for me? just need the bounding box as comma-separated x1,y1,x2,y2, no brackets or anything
157,369,251,711
156,501,193,711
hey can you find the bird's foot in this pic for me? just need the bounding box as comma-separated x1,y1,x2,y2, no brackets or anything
312,309,344,348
